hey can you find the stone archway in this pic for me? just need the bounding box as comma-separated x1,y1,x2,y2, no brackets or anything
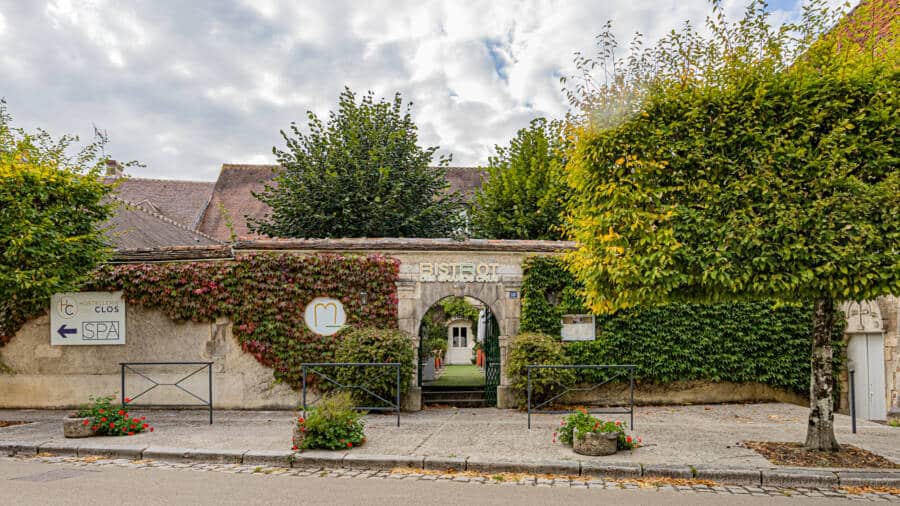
396,265,526,410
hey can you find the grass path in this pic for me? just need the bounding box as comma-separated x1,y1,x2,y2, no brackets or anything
431,365,485,387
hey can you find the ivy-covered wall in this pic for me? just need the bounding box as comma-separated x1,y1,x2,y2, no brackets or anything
521,256,843,395
87,253,399,387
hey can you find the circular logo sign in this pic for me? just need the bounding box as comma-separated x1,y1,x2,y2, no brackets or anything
304,297,346,336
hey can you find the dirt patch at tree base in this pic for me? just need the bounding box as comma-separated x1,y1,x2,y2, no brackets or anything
742,441,900,469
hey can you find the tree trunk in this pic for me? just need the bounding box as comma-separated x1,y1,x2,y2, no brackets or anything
805,297,840,451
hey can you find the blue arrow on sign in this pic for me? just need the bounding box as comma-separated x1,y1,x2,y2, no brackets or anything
57,324,77,339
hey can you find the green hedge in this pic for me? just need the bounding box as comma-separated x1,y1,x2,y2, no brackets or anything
520,257,844,395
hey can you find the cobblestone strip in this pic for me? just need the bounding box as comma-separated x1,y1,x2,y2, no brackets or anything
7,455,900,502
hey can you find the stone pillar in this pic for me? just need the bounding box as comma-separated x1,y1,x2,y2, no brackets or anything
396,280,421,411
882,296,900,422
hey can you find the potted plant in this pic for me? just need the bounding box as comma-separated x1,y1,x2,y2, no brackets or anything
555,408,639,456
65,395,154,438
293,392,366,452
63,412,93,438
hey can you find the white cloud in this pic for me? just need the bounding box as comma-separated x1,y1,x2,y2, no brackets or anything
0,0,849,180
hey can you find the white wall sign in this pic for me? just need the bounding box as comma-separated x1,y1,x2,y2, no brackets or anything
50,291,126,346
561,314,596,341
304,297,347,336
419,262,501,282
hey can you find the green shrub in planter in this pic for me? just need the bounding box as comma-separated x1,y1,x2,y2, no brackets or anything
332,326,414,406
295,392,365,451
506,332,575,409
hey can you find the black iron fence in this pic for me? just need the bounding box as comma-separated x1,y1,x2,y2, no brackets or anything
301,362,401,427
526,364,635,429
120,361,213,424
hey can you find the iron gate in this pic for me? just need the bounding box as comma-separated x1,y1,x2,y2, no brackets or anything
483,307,500,406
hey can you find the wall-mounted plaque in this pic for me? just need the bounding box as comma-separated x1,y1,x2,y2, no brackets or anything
561,314,595,341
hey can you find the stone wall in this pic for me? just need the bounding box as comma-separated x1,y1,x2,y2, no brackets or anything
0,306,297,409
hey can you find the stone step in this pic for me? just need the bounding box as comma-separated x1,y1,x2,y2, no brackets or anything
422,387,487,407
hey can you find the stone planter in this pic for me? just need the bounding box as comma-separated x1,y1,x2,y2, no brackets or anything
573,428,618,456
63,416,94,438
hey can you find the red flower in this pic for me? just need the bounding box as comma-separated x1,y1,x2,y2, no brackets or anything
92,425,99,431
109,422,115,428
118,410,125,415
140,416,145,421
149,427,154,432
142,423,149,429
298,417,305,423
347,442,352,448
100,417,107,422
291,446,298,451
615,421,621,427
99,409,105,414
626,436,632,444
127,432,134,436
124,397,132,404
82,419,90,426
637,437,642,444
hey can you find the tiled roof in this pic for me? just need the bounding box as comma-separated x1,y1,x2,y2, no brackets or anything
442,166,487,201
196,164,280,241
196,164,487,241
103,197,222,250
106,177,215,229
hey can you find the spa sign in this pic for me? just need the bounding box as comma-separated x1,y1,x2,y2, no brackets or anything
419,262,501,283
50,291,126,345
304,297,347,336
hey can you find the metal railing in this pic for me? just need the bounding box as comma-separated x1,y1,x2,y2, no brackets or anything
527,364,635,429
120,361,213,424
301,362,402,427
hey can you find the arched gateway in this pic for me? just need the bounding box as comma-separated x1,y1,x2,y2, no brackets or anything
239,238,574,410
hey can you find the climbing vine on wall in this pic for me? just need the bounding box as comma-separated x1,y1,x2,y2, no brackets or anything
520,256,844,395
86,253,399,387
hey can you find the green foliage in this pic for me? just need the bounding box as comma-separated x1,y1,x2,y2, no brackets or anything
471,118,570,240
440,296,479,325
83,253,399,388
332,326,415,404
251,87,464,238
563,0,898,313
520,256,587,335
295,392,365,451
505,332,575,409
519,257,845,395
76,395,153,436
420,311,448,358
557,409,635,450
0,99,116,344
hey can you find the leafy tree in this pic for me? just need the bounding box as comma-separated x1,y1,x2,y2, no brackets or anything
562,1,899,450
252,88,464,238
0,99,116,343
470,118,569,240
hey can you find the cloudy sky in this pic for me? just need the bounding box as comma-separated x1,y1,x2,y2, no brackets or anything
0,0,844,180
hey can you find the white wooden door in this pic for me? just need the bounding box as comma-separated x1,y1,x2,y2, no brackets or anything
847,334,887,421
447,325,472,365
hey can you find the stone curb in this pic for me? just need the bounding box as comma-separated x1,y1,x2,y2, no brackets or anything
5,439,900,488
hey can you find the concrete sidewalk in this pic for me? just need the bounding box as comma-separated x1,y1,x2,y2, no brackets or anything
1,403,898,487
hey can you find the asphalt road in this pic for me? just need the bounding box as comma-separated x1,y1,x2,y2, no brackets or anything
0,459,852,506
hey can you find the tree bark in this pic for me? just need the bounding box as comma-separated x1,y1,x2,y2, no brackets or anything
805,297,840,451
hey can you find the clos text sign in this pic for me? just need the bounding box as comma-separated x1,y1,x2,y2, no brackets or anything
50,291,126,345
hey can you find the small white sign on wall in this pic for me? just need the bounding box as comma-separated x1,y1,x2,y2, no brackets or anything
304,297,347,336
561,314,595,341
50,291,126,345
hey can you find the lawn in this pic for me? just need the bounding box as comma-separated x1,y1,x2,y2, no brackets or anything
431,365,485,387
